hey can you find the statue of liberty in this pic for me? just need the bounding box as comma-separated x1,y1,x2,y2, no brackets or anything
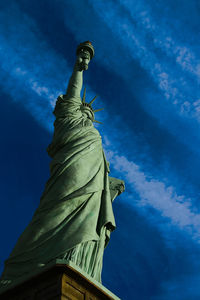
0,41,124,285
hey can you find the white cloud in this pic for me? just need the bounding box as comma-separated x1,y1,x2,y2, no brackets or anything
0,3,68,130
105,145,200,242
86,0,200,125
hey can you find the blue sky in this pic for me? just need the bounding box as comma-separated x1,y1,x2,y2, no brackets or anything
1,0,200,299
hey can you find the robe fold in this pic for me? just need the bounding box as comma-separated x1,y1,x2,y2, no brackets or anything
0,94,124,283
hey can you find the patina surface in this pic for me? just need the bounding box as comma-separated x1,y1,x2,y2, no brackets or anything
0,42,124,285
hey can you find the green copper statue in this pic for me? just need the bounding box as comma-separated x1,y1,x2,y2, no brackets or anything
0,42,125,285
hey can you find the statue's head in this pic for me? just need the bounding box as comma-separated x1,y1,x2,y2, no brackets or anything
81,103,95,122
81,88,103,124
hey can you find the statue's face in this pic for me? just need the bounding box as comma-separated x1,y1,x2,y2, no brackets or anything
81,106,94,122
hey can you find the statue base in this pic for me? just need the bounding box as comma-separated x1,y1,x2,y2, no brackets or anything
0,259,120,300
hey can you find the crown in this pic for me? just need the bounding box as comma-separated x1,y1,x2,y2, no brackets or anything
81,88,104,124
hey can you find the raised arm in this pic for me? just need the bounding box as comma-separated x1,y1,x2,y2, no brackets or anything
66,41,94,99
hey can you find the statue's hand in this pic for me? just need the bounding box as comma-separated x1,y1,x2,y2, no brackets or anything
76,49,91,71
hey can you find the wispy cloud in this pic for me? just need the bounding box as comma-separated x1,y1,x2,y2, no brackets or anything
119,0,200,79
104,144,200,243
88,0,200,120
120,0,200,125
0,3,69,129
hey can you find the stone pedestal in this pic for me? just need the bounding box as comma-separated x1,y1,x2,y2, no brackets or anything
0,259,120,300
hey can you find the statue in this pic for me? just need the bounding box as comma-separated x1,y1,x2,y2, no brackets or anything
0,42,125,285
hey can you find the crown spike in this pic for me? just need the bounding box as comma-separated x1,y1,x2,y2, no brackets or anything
93,120,103,124
93,108,104,113
82,87,86,103
89,95,98,105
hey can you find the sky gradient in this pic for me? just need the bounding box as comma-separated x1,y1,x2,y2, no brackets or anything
1,1,200,299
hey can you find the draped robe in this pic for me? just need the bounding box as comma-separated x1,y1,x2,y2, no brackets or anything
0,94,124,284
